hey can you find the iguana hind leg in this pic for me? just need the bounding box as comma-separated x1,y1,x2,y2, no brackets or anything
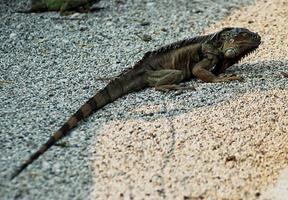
145,69,195,92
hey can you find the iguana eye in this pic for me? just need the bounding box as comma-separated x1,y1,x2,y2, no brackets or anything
241,32,249,37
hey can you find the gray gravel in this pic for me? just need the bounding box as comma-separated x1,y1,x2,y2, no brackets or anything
0,0,274,199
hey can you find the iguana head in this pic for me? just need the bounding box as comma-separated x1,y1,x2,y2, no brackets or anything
218,27,261,60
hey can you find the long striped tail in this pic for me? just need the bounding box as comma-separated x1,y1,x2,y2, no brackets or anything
10,67,147,180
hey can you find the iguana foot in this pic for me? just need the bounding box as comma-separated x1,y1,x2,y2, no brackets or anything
213,75,243,83
219,73,237,77
155,84,195,92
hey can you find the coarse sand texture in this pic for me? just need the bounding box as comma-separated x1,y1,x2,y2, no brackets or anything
91,0,288,199
1,0,287,199
92,90,288,199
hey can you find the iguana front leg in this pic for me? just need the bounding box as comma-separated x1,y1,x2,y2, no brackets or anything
145,69,195,92
192,58,242,83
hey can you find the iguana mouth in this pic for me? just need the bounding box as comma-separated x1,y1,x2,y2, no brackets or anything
238,42,261,47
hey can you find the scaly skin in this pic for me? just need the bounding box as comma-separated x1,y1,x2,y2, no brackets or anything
18,0,100,14
11,27,261,180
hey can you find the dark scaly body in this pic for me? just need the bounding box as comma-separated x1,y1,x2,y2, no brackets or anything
11,27,261,179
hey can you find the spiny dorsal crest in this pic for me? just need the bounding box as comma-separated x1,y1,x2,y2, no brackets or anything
125,28,238,72
143,28,234,59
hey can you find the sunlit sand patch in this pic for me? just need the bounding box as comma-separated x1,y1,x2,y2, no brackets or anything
91,90,288,199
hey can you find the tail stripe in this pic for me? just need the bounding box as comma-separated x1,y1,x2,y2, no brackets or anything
80,104,92,118
74,109,84,121
53,131,63,140
67,116,78,129
99,88,112,102
109,78,124,94
10,137,57,180
59,123,70,134
87,98,98,111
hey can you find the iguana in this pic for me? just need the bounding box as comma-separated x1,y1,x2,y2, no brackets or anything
10,27,261,179
17,0,100,15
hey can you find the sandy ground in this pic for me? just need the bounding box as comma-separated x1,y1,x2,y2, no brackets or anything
91,0,288,199
1,1,257,200
1,0,287,199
